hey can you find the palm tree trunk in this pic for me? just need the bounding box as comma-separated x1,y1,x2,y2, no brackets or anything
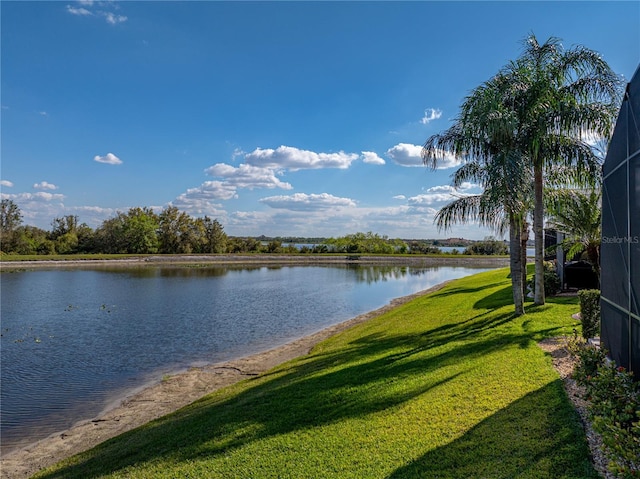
533,165,545,305
520,220,529,297
510,213,525,316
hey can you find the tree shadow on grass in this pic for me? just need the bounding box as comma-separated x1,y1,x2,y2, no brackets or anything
428,281,510,301
35,317,526,478
473,284,518,310
386,380,599,479
473,282,579,313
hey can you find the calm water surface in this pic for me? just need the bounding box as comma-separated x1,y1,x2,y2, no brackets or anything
1,264,492,454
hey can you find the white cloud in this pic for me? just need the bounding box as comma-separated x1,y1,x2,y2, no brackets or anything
426,185,455,193
260,193,356,211
171,195,227,217
6,192,64,202
68,206,118,227
231,148,245,161
102,12,127,25
66,2,127,25
426,183,480,194
170,180,236,222
408,194,453,206
386,143,424,167
1,192,65,228
176,181,239,203
33,181,58,191
94,153,123,165
205,163,292,190
1,191,66,226
1,180,14,188
420,108,443,125
173,159,299,220
419,146,463,169
393,195,406,200
229,210,268,222
39,111,49,117
361,151,386,165
72,205,113,215
66,5,92,16
219,199,497,239
406,191,471,208
244,145,358,171
387,143,462,169
458,181,480,191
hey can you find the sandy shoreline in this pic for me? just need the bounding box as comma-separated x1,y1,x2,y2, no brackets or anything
0,279,454,479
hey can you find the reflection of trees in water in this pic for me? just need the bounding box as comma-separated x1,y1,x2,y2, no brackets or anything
96,265,237,279
95,264,444,282
348,265,441,284
96,264,291,279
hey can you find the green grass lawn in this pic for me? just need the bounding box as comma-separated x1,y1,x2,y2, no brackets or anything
33,268,597,479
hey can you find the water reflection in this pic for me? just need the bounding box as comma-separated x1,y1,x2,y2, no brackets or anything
0,264,492,454
80,263,447,283
347,264,444,284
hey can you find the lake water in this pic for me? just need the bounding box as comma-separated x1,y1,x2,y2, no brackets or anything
0,263,492,454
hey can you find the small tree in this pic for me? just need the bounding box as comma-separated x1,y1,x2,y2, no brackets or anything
49,215,80,254
547,189,602,280
1,199,22,233
122,207,159,254
1,199,23,252
577,289,601,339
200,216,227,254
158,206,196,254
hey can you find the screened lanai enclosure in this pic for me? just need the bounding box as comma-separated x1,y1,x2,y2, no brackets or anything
601,65,640,376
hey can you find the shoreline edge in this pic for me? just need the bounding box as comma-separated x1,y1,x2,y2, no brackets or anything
0,278,455,479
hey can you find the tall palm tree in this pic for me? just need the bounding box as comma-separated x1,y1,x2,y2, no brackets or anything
426,34,621,307
424,74,532,315
434,159,532,315
498,35,621,305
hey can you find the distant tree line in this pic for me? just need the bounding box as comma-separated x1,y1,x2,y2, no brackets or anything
0,199,508,256
0,200,227,255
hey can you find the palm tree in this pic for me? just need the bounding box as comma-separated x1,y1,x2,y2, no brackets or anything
498,35,621,305
423,34,621,311
433,162,531,315
424,73,533,315
547,188,602,281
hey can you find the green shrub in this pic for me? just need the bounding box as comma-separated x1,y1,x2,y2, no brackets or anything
588,364,640,478
571,341,640,477
578,289,601,339
569,331,606,386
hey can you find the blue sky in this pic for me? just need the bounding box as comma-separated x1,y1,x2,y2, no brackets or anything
1,1,638,239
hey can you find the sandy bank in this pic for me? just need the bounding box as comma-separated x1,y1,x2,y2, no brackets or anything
0,280,455,479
